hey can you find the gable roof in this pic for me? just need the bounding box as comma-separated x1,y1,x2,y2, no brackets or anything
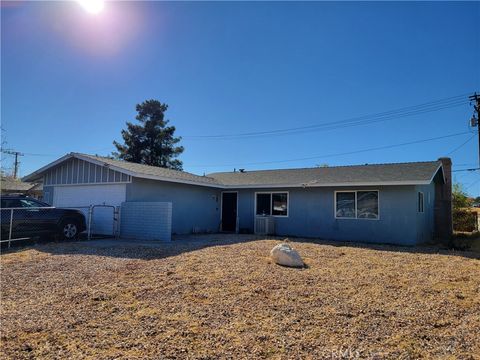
1,178,38,192
23,153,221,187
207,161,443,188
77,154,221,186
23,152,444,189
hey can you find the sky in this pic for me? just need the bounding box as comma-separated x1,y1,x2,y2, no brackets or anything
1,1,480,195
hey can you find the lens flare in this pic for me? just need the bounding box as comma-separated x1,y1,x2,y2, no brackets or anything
77,0,104,15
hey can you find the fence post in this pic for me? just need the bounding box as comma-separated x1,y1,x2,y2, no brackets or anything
115,206,121,239
112,206,116,239
8,209,13,248
87,205,93,241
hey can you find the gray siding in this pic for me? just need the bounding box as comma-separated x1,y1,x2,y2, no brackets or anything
43,186,54,205
126,177,424,245
236,186,420,246
43,158,131,186
415,183,436,244
126,178,221,235
120,202,172,241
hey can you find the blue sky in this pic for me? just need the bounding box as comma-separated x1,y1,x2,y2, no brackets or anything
1,1,479,195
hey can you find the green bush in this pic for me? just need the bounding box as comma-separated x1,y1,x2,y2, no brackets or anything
452,230,480,250
453,210,478,232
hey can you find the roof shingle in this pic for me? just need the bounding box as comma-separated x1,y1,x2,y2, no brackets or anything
76,154,220,186
24,153,444,188
206,161,442,187
1,178,38,192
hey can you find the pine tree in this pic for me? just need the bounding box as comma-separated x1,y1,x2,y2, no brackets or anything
113,100,184,170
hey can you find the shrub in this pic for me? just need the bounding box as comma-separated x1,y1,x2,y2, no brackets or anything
453,209,478,232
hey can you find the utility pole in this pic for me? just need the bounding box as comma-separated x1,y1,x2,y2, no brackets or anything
0,149,24,179
469,93,480,168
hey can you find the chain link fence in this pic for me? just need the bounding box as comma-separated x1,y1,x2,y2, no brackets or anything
1,205,120,248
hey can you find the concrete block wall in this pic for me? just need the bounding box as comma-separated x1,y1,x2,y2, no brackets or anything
120,202,172,241
126,178,221,234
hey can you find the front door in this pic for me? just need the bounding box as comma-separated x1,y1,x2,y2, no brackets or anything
221,192,237,232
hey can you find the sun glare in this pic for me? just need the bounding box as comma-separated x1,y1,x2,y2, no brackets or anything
77,0,104,15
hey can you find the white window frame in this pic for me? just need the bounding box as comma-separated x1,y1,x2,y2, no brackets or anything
334,190,380,220
418,192,424,213
254,191,289,218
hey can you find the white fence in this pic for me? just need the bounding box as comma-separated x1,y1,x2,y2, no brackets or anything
61,205,119,239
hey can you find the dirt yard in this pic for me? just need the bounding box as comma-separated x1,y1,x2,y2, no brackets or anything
1,235,479,359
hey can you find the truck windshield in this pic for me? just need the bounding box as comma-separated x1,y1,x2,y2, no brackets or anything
19,199,50,208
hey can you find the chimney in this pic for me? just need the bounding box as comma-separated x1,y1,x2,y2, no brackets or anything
434,157,453,243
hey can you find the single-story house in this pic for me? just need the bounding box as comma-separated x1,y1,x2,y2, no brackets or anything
23,153,452,245
1,177,43,199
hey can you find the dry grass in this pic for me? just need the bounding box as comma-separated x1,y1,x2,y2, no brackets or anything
1,236,479,359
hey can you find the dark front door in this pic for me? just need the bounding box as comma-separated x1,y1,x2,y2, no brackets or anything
222,192,237,232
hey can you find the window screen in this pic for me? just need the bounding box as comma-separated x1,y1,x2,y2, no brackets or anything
357,191,379,219
336,191,379,219
336,192,356,218
256,193,271,215
272,193,288,216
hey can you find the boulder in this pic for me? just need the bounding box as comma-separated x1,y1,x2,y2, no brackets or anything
270,243,304,268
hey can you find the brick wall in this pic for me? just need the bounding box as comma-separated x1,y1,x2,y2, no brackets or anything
120,202,172,241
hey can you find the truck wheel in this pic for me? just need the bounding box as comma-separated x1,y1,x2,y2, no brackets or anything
59,220,79,240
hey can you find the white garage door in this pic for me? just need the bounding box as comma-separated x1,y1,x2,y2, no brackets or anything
53,184,126,235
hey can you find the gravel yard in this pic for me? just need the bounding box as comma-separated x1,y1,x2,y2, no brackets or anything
1,235,479,359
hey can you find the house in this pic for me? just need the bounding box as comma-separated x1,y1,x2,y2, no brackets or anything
22,153,452,245
0,177,43,199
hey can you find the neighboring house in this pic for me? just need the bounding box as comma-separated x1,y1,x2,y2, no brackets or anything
0,177,43,199
23,153,452,245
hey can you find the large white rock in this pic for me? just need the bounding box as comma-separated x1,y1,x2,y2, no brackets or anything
270,243,304,268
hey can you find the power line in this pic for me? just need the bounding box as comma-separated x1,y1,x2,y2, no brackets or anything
14,94,473,160
465,177,480,190
1,149,24,179
186,100,468,140
189,131,471,168
18,146,116,158
21,152,59,157
468,92,480,167
184,94,470,140
452,168,480,173
453,163,479,167
446,134,476,155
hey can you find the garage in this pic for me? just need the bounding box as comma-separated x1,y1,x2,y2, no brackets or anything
53,184,126,235
53,184,126,208
23,152,215,239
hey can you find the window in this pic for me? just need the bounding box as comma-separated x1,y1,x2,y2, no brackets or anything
335,191,379,220
19,199,48,208
418,192,424,213
336,192,356,218
255,192,288,216
1,198,48,209
1,199,22,208
256,193,271,215
357,191,379,219
272,193,288,216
